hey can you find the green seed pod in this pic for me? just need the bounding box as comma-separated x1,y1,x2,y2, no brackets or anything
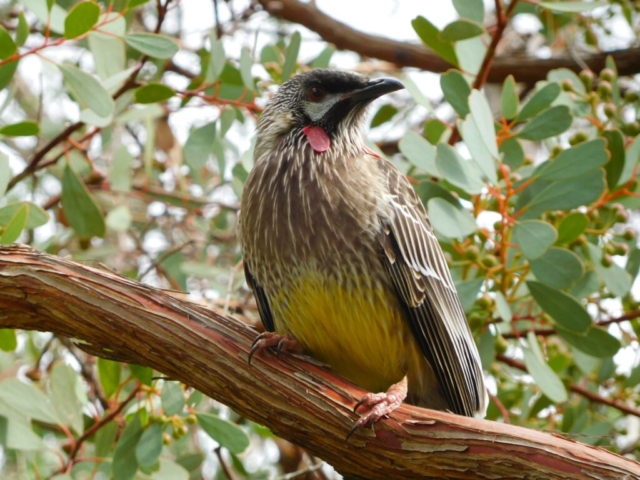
579,69,595,90
622,228,637,241
597,81,612,98
603,103,617,118
561,79,574,92
624,91,639,103
495,335,508,354
465,245,481,261
599,68,616,82
481,254,499,268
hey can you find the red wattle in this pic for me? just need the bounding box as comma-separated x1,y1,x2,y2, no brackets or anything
302,125,330,153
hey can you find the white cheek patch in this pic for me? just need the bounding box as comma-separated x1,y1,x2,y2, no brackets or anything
303,93,342,122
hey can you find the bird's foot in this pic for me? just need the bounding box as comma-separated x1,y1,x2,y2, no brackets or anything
248,332,303,365
347,378,408,439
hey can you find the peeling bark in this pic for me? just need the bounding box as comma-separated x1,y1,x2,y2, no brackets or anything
0,244,638,479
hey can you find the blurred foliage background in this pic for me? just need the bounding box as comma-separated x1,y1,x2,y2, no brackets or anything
0,0,640,478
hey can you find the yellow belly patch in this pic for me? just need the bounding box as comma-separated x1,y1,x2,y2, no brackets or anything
270,274,414,393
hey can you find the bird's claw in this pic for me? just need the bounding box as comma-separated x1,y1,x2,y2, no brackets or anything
248,332,302,364
347,381,407,440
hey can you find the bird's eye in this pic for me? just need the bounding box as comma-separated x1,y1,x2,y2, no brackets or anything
309,86,325,102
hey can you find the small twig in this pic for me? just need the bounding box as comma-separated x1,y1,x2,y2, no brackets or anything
214,446,236,480
66,386,141,466
138,240,195,281
279,461,325,480
497,354,640,418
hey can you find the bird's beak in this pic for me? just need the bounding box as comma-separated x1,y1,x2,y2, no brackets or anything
342,78,405,104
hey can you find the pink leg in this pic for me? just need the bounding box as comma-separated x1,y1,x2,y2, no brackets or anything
347,377,408,439
248,331,303,365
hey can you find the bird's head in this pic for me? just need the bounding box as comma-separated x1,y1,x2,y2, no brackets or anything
255,69,404,159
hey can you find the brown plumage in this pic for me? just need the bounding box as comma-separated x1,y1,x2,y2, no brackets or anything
239,69,487,432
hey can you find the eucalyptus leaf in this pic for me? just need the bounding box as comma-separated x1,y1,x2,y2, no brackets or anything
440,19,485,42
523,332,567,403
517,106,572,140
59,63,114,117
440,70,470,117
500,75,518,120
183,122,217,170
517,83,561,122
513,220,557,260
603,129,625,189
436,144,484,194
124,33,179,59
197,413,250,454
557,326,620,358
556,212,588,244
282,31,301,82
428,198,476,239
537,139,608,181
161,381,185,415
527,281,591,333
64,1,100,39
529,247,584,289
412,16,458,66
398,131,439,177
455,278,484,313
61,164,106,239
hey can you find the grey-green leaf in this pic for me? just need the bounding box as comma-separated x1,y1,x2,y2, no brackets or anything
196,413,250,454
517,83,561,122
136,423,163,468
124,33,179,59
0,201,49,229
557,326,620,358
529,247,584,289
588,243,632,297
50,364,84,434
0,379,59,424
500,75,518,120
556,212,588,244
412,16,458,66
514,220,557,260
440,70,470,117
59,63,114,117
436,143,484,194
440,19,485,42
282,31,301,82
603,129,625,189
183,122,217,170
428,198,476,239
64,1,100,39
398,131,439,177
526,169,605,213
537,139,608,181
453,0,484,23
239,48,254,91
161,381,185,415
527,281,591,333
112,414,143,480
135,83,175,104
517,105,572,140
523,332,567,403
455,278,484,313
61,164,106,239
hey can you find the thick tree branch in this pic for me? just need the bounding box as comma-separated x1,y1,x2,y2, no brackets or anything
257,0,640,84
0,244,639,479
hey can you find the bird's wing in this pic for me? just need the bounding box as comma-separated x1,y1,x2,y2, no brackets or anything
244,263,275,333
377,160,486,417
